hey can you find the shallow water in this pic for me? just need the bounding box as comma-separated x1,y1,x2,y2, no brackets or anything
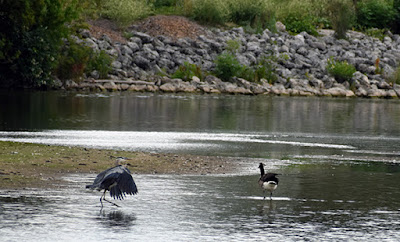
1,165,400,241
1,92,400,241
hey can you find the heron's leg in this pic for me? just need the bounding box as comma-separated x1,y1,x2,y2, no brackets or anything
102,197,120,207
270,192,273,200
100,190,120,207
100,190,106,208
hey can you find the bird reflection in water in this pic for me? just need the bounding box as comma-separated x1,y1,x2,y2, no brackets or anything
257,200,278,223
98,210,137,229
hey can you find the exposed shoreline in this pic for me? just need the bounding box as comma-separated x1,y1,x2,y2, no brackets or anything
0,141,237,189
61,77,400,98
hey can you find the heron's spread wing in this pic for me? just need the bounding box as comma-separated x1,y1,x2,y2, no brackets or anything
109,172,138,200
86,166,116,189
87,165,138,199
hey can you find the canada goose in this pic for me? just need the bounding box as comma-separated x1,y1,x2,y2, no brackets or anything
258,163,279,200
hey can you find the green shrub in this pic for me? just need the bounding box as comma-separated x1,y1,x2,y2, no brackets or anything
274,0,329,18
389,65,400,85
152,0,178,8
374,58,383,75
172,62,204,81
244,12,277,34
315,17,331,29
283,14,319,35
56,41,93,82
393,0,400,33
327,0,355,39
356,0,395,29
363,27,388,40
254,56,278,83
225,39,241,54
215,38,279,83
191,0,229,25
229,0,263,23
152,0,186,15
56,40,113,81
260,11,277,33
87,50,114,79
226,0,276,33
79,0,104,19
101,0,152,27
229,0,265,24
270,0,331,34
240,56,278,84
214,52,244,82
326,57,356,83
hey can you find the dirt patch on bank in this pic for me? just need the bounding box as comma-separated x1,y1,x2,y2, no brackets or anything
133,15,209,40
87,15,209,44
0,141,236,189
88,18,128,43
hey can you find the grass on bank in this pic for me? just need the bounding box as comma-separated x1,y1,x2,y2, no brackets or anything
82,0,400,36
0,141,139,189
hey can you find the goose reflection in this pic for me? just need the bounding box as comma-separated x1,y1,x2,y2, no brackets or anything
258,199,277,216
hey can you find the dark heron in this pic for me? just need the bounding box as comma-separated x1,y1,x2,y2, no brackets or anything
86,161,138,208
258,163,279,200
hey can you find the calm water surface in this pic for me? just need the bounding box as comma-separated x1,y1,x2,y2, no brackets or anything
1,91,400,241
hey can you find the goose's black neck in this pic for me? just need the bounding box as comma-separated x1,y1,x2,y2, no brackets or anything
259,163,265,176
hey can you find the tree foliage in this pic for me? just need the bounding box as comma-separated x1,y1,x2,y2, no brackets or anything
356,0,395,29
0,0,79,88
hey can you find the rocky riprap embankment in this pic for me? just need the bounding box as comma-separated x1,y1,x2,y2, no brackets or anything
67,21,400,98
